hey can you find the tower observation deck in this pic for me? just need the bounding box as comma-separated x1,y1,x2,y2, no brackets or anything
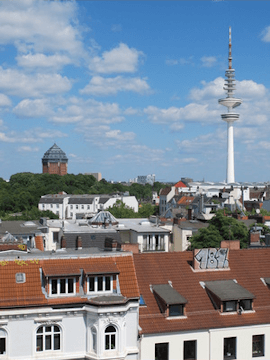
218,27,242,184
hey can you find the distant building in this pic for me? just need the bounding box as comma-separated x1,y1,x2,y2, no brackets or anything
137,174,155,186
42,143,68,176
85,172,102,181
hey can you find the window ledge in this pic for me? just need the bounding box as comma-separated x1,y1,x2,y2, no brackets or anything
220,310,255,315
167,315,187,320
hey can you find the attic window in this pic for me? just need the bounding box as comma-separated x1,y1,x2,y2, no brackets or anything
16,273,26,283
152,284,187,317
205,280,255,313
139,295,146,306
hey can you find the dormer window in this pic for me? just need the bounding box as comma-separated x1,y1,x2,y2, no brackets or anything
152,284,187,318
205,280,255,313
50,278,76,296
88,276,112,294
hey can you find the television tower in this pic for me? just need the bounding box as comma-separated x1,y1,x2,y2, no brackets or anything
219,27,242,184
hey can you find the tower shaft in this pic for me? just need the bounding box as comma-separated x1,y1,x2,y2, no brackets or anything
218,27,242,184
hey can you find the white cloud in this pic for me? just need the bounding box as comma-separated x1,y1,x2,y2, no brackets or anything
0,127,67,145
17,145,39,152
16,53,72,70
165,57,194,66
0,0,85,58
80,75,150,96
52,98,124,125
78,125,135,147
0,67,71,97
88,43,143,74
201,56,217,68
144,103,218,128
261,26,270,42
0,94,11,107
13,98,53,118
111,24,122,32
189,77,224,101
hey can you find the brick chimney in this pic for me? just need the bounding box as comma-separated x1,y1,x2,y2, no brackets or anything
250,231,260,244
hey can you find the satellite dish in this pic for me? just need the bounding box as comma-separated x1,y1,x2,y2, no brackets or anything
256,209,260,214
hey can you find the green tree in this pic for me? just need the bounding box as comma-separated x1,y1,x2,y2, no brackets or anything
189,212,249,249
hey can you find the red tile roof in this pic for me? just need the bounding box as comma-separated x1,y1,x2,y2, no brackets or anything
174,181,187,188
133,249,270,335
0,254,139,309
177,196,195,205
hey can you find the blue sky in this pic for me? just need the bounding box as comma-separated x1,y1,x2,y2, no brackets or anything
1,1,270,183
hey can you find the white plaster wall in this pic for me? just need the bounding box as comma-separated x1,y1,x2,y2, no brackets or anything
140,324,270,360
0,302,139,360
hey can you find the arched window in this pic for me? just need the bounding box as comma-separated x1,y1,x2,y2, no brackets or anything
36,325,60,352
105,325,116,350
0,329,7,355
91,327,97,353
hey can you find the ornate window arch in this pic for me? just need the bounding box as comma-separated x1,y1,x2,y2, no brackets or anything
36,324,61,352
105,325,116,350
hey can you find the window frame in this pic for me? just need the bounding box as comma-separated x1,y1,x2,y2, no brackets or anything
169,304,184,317
252,334,264,358
155,342,169,360
87,275,113,294
49,277,76,296
105,325,116,351
36,324,61,353
224,337,236,360
184,340,197,360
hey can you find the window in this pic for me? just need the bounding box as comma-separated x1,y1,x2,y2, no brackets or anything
139,295,146,306
169,304,183,317
0,329,6,355
252,335,264,357
224,337,236,360
223,301,237,312
105,325,116,350
53,232,58,243
16,272,26,283
42,204,45,209
76,205,78,209
81,205,84,209
239,299,252,311
50,278,75,296
155,343,168,360
91,327,97,353
184,340,196,360
70,212,73,217
56,204,59,209
50,204,53,208
36,325,60,352
87,205,90,210
88,276,112,293
70,205,73,209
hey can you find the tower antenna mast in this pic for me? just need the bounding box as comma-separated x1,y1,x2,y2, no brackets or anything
218,27,242,184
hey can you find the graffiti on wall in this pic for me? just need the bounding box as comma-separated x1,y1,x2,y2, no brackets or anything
194,248,229,269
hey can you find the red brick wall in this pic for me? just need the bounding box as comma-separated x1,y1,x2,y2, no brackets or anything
121,243,139,254
220,240,240,250
42,162,67,176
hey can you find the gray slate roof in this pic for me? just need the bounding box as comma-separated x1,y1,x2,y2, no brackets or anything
153,284,187,305
0,221,41,237
205,280,255,301
42,143,68,163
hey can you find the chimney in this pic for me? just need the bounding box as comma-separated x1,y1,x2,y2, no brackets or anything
250,231,260,244
76,236,82,250
188,206,192,220
61,236,66,249
35,235,44,251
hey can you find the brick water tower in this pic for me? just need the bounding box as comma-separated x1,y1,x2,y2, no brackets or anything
42,143,68,176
